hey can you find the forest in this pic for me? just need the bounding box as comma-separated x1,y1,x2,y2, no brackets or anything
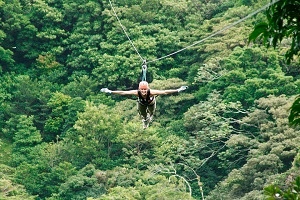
0,0,300,199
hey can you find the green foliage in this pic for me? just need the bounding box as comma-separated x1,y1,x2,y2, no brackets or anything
0,164,36,200
12,115,42,148
15,160,76,199
13,139,81,199
44,92,72,138
62,0,104,70
249,0,300,63
0,43,14,73
35,53,66,84
69,102,125,169
10,115,42,165
0,74,13,130
44,92,86,141
51,164,103,200
7,75,56,131
116,122,161,169
288,95,300,126
206,95,300,200
196,46,298,106
278,0,300,126
62,75,99,99
90,167,195,200
0,0,299,199
183,91,248,192
153,134,189,164
264,176,300,200
148,78,194,123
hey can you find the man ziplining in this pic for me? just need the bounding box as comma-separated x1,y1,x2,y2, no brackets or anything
101,81,187,129
103,0,276,129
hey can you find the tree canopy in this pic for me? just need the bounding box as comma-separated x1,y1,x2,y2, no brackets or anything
0,0,299,199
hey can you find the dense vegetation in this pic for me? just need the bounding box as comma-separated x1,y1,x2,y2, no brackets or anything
0,0,299,199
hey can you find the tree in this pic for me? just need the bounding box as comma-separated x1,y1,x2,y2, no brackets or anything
288,95,300,126
264,176,300,200
43,92,86,141
50,164,104,200
10,115,42,165
183,91,246,193
0,73,14,130
8,75,57,132
67,102,125,169
0,164,36,200
195,46,298,107
249,0,300,64
0,0,60,73
248,0,300,149
0,30,14,72
115,122,161,169
62,75,99,99
2,0,300,199
13,140,78,199
44,92,72,140
89,167,195,200
206,95,300,200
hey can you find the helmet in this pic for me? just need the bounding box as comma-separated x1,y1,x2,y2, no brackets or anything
139,81,149,89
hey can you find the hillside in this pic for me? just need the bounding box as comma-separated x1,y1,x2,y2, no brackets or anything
0,0,299,199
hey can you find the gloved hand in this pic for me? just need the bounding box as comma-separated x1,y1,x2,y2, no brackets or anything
177,86,188,92
100,88,112,94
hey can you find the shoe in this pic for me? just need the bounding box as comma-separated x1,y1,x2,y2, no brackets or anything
143,119,149,129
149,115,153,122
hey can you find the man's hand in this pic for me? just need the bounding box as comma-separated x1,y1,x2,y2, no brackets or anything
100,88,112,94
177,86,188,92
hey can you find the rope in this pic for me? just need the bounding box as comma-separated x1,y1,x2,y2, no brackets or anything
108,0,144,62
147,0,280,63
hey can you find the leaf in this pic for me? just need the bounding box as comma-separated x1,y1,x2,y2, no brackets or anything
248,22,269,43
288,95,300,126
264,184,282,199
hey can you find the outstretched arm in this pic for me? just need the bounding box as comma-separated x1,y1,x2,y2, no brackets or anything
101,88,138,96
150,86,188,95
150,89,179,95
111,90,137,95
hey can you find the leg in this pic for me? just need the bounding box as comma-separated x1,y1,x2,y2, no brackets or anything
138,103,148,129
137,102,147,120
147,100,156,120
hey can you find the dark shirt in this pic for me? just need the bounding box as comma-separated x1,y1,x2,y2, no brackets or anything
137,89,155,105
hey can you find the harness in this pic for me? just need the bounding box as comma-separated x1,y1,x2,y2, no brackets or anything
138,89,155,106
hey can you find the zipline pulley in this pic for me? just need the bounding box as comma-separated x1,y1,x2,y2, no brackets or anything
142,60,147,81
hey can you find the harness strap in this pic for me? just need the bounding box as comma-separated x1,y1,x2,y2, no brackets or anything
142,60,147,81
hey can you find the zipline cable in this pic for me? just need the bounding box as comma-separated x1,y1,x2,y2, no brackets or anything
108,0,280,64
147,0,280,63
108,0,144,62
